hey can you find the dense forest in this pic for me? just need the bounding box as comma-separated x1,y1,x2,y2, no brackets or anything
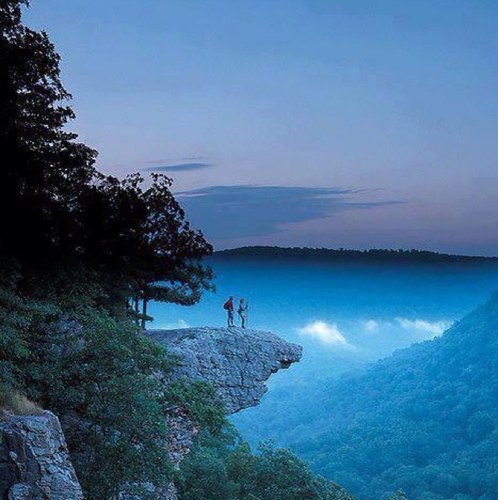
240,294,498,499
215,246,498,264
0,2,351,498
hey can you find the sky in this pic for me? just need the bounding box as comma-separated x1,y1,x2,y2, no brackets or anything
24,0,498,254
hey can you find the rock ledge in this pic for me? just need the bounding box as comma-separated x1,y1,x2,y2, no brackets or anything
149,327,303,414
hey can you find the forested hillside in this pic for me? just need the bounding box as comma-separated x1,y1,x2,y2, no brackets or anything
271,294,498,499
215,246,498,263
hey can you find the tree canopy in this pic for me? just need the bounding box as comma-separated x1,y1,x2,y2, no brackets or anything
0,0,212,318
0,0,97,260
176,427,353,500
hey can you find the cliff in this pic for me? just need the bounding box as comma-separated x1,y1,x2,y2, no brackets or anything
1,328,301,500
147,327,302,499
0,410,83,500
149,327,302,414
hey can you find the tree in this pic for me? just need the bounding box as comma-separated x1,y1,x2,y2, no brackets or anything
75,172,213,327
0,0,97,261
0,2,214,494
176,428,354,500
130,173,214,328
0,1,213,317
0,266,175,499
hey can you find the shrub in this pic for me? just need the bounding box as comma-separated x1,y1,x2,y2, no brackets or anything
0,267,173,499
165,379,226,435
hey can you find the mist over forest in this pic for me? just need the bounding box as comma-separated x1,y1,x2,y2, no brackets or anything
153,249,498,498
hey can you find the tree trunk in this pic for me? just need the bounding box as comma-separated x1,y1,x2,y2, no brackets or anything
133,296,140,326
141,297,148,331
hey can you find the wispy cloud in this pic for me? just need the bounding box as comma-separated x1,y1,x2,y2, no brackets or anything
395,317,452,337
360,317,452,339
297,320,353,348
363,319,379,332
145,162,213,172
155,319,190,330
146,156,209,164
176,185,401,241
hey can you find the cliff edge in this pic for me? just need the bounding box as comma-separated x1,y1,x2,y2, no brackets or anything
0,328,302,500
149,327,303,414
145,327,302,499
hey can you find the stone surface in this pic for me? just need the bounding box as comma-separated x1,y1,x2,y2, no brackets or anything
149,327,303,415
0,411,83,499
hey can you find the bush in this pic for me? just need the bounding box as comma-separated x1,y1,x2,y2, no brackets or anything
0,266,174,499
176,426,353,500
165,379,226,434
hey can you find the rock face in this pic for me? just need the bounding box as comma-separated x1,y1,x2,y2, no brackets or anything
147,327,303,499
149,327,303,415
0,411,83,500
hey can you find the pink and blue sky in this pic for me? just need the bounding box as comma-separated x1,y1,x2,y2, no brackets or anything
25,0,498,254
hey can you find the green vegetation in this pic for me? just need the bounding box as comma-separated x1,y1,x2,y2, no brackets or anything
177,426,353,500
0,1,213,497
0,266,174,498
165,379,227,434
251,295,498,499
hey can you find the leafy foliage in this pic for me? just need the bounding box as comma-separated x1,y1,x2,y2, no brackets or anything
0,0,97,260
0,268,174,498
251,294,498,499
176,426,353,500
0,2,214,489
0,3,351,500
165,379,226,434
0,0,212,321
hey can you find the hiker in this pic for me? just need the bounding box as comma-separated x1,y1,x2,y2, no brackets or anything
238,298,248,329
223,296,234,327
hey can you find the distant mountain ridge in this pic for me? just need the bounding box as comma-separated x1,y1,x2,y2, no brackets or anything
214,246,498,263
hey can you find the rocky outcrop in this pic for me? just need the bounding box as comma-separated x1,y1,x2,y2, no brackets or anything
148,327,302,480
150,327,302,415
0,328,301,500
0,411,83,499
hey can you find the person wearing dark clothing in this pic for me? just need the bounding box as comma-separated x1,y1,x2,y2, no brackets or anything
223,296,234,327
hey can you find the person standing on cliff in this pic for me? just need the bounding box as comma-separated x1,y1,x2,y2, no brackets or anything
223,296,234,327
238,298,248,329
